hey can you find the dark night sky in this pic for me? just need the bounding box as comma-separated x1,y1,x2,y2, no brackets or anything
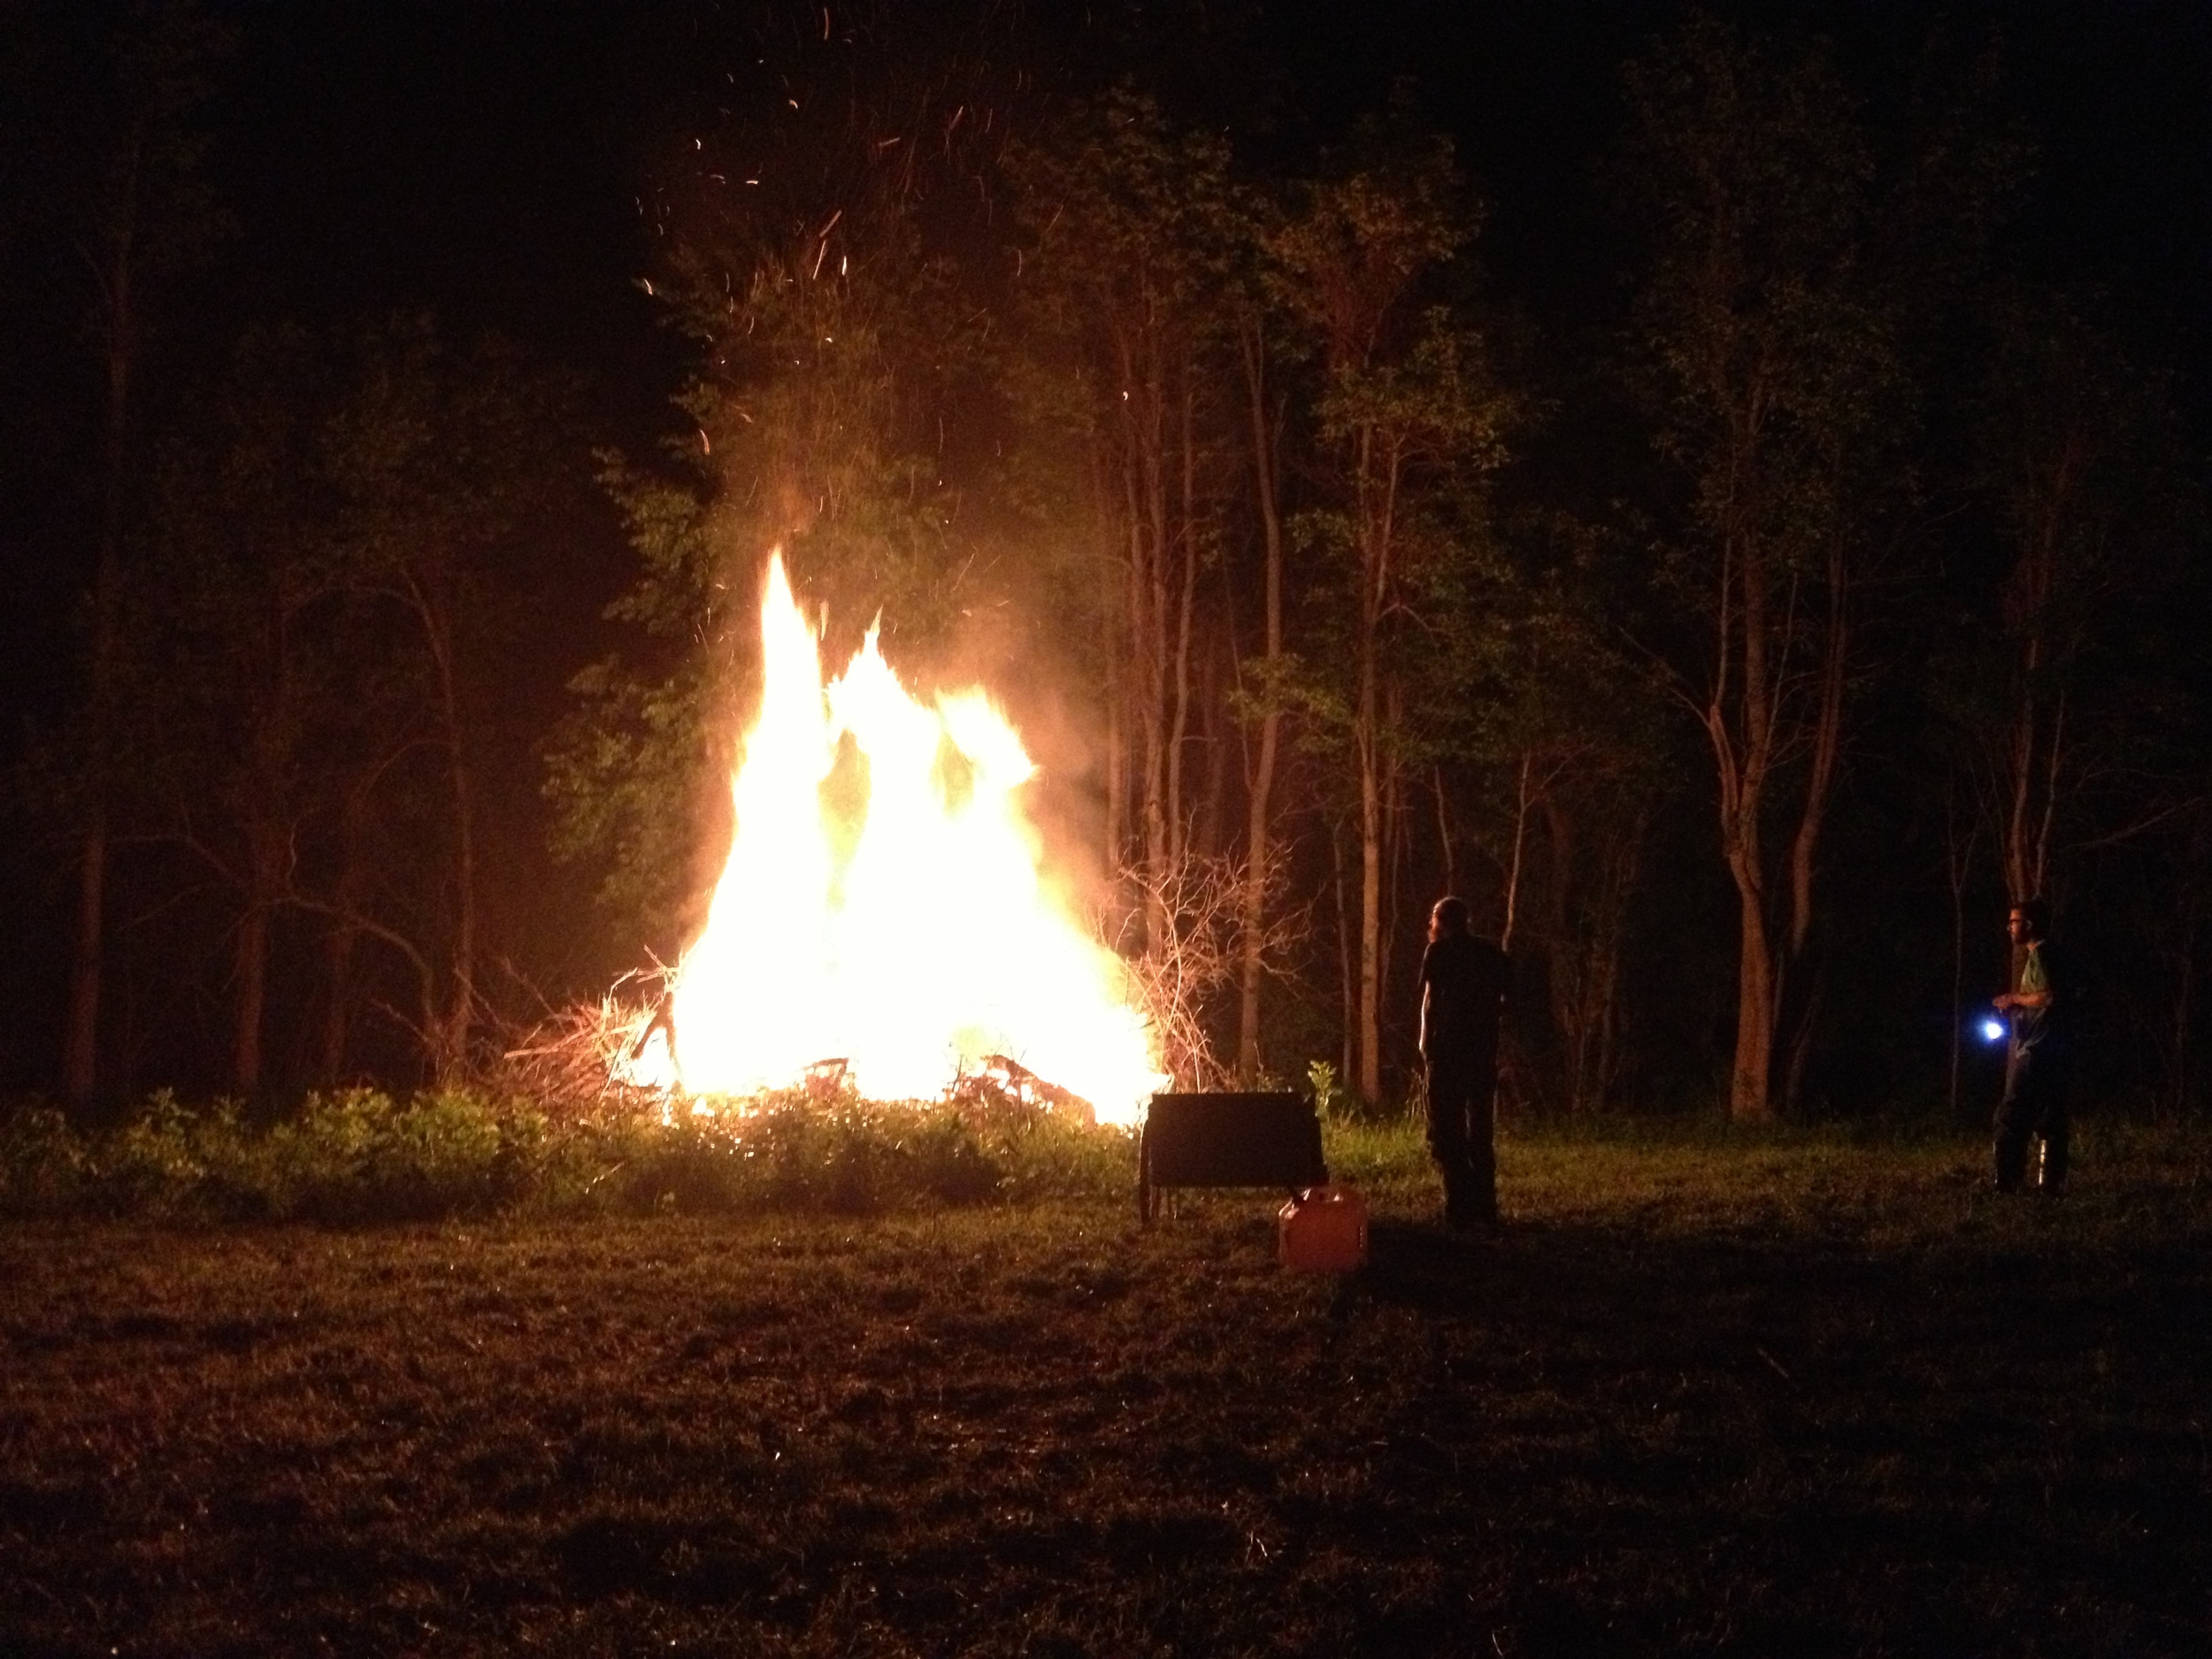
2,0,2206,793
208,0,2211,725
212,3,680,412
7,0,2208,641
195,0,2212,428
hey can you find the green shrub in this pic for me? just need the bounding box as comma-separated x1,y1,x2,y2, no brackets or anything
257,1089,541,1222
89,1093,273,1219
0,1104,89,1217
604,1110,752,1215
907,1110,1006,1204
980,1104,1134,1203
0,1087,1141,1225
98,1090,204,1214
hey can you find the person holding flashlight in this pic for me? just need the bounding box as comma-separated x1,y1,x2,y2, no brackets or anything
1993,896,2073,1195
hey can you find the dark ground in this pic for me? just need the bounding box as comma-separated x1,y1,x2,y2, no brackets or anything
2,1125,2208,1656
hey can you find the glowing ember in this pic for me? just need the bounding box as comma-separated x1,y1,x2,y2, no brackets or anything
642,552,1164,1125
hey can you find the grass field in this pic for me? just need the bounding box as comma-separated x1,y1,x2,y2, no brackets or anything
3,1116,2208,1656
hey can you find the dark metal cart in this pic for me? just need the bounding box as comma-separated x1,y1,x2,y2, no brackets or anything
1137,1091,1327,1222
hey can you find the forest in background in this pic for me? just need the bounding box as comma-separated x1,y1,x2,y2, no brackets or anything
3,0,2208,1123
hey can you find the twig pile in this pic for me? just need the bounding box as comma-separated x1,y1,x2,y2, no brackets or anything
495,979,674,1120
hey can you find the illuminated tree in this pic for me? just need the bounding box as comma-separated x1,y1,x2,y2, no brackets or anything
1005,89,1245,963
1269,127,1508,1102
139,319,571,1090
1230,229,1295,1086
1439,526,1671,1117
1624,19,1924,1120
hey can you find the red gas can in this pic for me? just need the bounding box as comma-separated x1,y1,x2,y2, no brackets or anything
1278,1183,1369,1272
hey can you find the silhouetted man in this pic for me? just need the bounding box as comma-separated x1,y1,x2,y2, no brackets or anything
1419,895,1510,1228
1993,896,2072,1195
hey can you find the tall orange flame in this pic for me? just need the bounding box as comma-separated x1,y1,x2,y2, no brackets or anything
649,552,1164,1125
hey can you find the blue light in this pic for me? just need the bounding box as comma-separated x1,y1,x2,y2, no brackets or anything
1978,1017,2008,1044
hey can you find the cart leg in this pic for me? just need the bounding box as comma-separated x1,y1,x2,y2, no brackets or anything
1138,1131,1156,1223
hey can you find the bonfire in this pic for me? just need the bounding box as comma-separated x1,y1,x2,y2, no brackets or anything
612,552,1164,1125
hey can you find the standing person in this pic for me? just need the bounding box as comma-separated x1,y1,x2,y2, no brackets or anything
1419,895,1511,1228
1993,896,2073,1194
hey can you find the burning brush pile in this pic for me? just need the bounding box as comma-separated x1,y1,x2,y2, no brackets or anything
514,554,1166,1129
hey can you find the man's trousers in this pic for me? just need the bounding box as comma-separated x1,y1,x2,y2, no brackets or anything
1994,1041,2072,1193
1426,1052,1498,1224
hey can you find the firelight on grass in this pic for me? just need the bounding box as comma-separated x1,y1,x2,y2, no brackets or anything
640,551,1166,1125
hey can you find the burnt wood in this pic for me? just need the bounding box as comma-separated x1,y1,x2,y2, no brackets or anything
1138,1092,1327,1221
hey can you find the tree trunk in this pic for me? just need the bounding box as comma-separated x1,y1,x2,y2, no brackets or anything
1383,718,1411,1092
1592,857,1629,1114
1775,527,1849,1115
1105,691,1126,879
1787,535,1848,956
1352,429,1402,1104
1546,795,1642,1117
1717,728,1781,1119
65,138,143,1106
1165,371,1198,873
1593,943,1622,1114
1711,480,1783,1120
1094,453,1129,883
1235,319,1285,1085
319,788,368,1082
406,567,479,1082
67,803,111,1104
1234,726,1277,1082
2000,666,2062,1000
1332,815,1355,1083
232,899,267,1096
2001,435,2079,907
232,817,283,1096
1433,768,1455,895
2004,662,2039,903
1730,872,1778,1120
441,707,478,1080
1194,646,1230,867
1502,749,1534,952
1356,661,1384,1102
1119,314,1173,958
1782,962,1823,1116
319,918,357,1084
1541,793,1579,1112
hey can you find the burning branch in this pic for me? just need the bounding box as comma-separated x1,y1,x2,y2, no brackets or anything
496,970,677,1118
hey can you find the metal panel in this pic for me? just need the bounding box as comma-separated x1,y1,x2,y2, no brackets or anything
1138,1092,1326,1220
